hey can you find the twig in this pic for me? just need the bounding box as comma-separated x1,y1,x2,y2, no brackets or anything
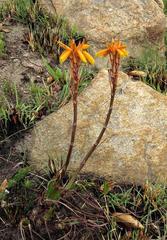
28,223,34,240
49,0,57,14
56,226,72,240
44,220,52,240
57,200,80,217
31,230,46,240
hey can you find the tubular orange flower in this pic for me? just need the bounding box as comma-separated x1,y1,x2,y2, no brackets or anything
58,39,95,64
96,39,128,58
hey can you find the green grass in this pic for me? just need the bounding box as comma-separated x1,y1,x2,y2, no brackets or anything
163,0,167,14
121,1,167,94
0,0,95,139
0,78,54,138
0,32,6,57
0,0,84,57
101,182,167,239
123,47,167,94
0,64,95,139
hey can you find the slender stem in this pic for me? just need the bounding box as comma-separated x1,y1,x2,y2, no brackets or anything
60,60,79,179
66,53,120,189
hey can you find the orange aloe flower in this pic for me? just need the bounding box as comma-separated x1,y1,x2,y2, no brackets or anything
96,39,128,58
58,39,94,64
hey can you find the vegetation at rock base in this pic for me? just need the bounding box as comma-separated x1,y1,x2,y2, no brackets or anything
0,167,167,239
0,0,166,239
0,0,84,56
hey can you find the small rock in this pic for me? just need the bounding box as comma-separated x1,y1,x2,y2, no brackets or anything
36,75,42,83
47,76,54,84
30,76,36,83
22,52,29,58
13,58,20,63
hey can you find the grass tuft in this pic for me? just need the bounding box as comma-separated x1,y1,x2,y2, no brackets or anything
123,47,167,94
0,32,6,57
0,0,84,57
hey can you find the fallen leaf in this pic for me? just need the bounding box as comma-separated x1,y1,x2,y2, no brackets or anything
1,28,10,33
0,23,10,33
112,212,144,229
0,179,8,193
128,70,147,78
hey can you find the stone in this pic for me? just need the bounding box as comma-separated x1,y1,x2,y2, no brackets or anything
40,0,166,63
155,0,164,9
24,69,167,185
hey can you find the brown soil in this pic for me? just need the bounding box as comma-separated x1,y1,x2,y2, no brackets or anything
0,21,48,182
0,22,46,98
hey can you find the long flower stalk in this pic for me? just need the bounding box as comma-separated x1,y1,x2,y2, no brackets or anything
61,60,79,178
57,40,94,180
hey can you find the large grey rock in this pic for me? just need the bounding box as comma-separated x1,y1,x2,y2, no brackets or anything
24,70,167,185
40,0,166,62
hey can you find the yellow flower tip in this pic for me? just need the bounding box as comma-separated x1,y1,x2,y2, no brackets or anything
77,49,87,63
117,48,128,57
57,40,71,51
96,49,109,57
59,49,72,64
76,41,94,64
83,51,95,64
96,39,128,58
81,43,90,50
58,39,94,64
122,49,128,57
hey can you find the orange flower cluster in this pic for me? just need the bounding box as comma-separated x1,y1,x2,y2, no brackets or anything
58,39,94,64
96,39,128,58
58,38,128,64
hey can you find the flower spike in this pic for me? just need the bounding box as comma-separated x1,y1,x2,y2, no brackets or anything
96,39,128,58
58,39,95,64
